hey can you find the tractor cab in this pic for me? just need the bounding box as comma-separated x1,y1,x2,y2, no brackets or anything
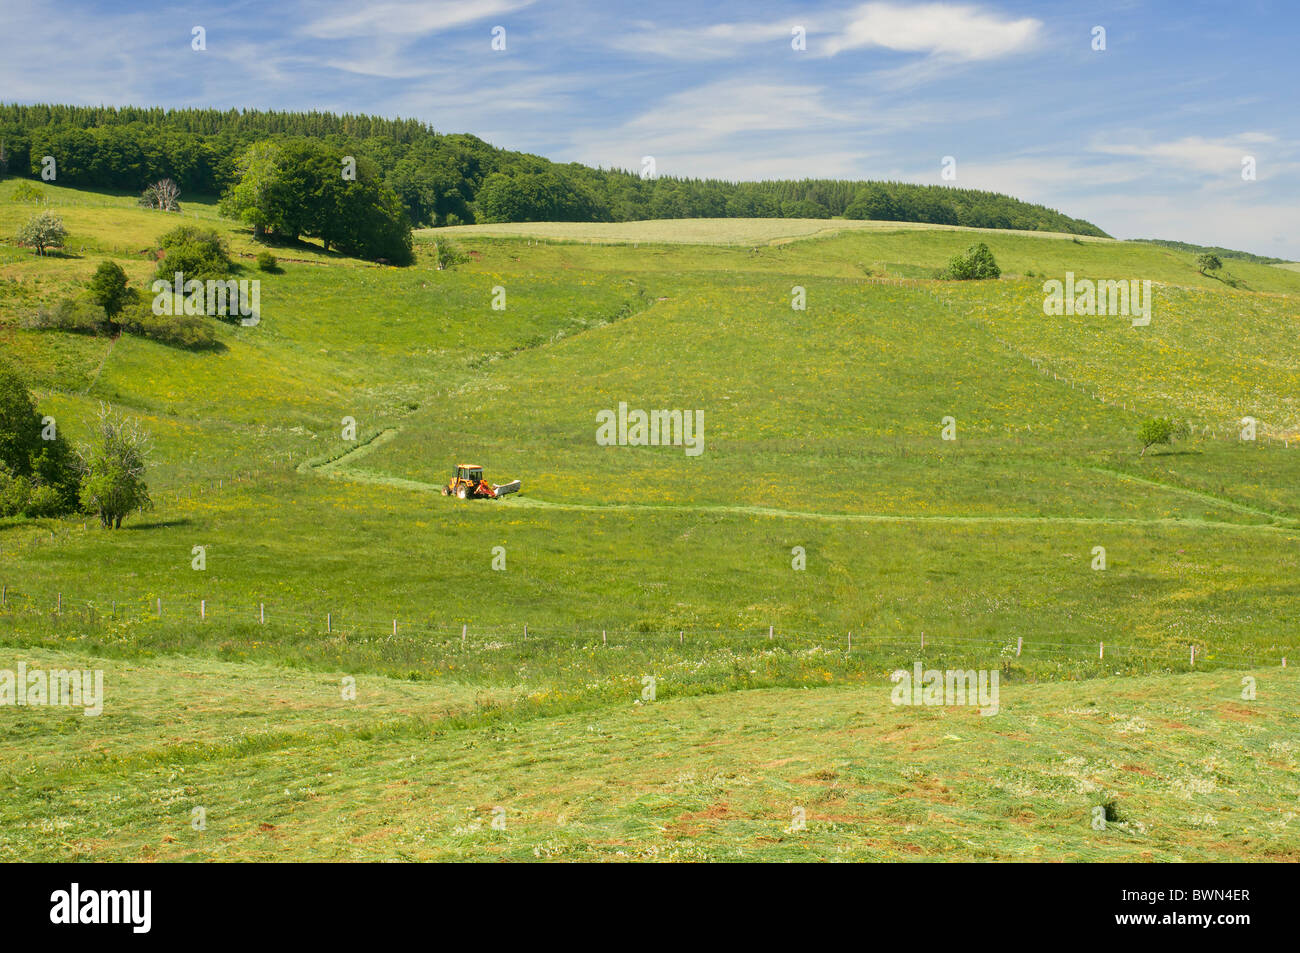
444,464,487,499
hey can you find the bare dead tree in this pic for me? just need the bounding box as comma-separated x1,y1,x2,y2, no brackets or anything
139,178,182,212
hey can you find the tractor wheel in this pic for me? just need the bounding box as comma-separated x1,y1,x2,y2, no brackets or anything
441,486,450,496
456,486,467,499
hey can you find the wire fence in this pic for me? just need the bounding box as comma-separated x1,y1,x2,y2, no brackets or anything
4,280,1295,672
0,582,1291,672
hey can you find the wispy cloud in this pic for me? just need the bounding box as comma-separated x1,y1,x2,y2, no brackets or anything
301,0,534,40
609,20,796,61
822,2,1042,59
1090,133,1276,176
605,3,1042,64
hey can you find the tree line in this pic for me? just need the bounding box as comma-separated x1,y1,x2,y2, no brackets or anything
0,103,1109,237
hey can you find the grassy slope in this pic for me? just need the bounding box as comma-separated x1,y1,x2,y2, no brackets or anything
3,653,1295,861
1,182,1298,860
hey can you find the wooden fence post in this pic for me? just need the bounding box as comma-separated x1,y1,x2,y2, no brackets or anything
1016,637,1023,657
461,623,466,646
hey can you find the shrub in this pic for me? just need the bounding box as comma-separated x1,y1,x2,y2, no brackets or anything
11,180,43,203
154,225,234,282
256,250,278,272
940,242,1001,280
119,300,219,350
22,297,109,335
0,465,32,518
23,483,66,518
434,239,468,270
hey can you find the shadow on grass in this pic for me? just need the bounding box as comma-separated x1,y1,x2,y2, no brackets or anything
122,518,192,531
1202,270,1248,290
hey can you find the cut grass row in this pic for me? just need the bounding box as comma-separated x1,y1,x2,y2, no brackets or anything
3,657,1294,861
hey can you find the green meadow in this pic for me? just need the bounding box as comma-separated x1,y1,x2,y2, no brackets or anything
1,182,1298,861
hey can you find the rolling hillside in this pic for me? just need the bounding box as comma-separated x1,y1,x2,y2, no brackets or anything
1,181,1297,861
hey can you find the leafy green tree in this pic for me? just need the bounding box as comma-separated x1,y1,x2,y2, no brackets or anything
780,199,831,219
1137,417,1189,456
78,404,151,529
87,260,131,324
1197,253,1222,275
476,171,550,222
217,141,284,239
219,139,413,263
0,361,81,516
388,155,442,227
16,210,66,255
0,362,40,480
844,185,900,221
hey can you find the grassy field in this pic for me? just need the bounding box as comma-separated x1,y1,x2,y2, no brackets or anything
1,182,1297,861
422,216,1119,247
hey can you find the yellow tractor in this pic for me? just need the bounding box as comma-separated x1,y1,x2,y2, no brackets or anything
441,464,521,500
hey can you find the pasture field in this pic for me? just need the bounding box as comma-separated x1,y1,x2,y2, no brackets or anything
1,182,1298,861
422,216,1117,247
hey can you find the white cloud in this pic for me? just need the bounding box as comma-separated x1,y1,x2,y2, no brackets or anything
823,2,1042,60
302,0,535,40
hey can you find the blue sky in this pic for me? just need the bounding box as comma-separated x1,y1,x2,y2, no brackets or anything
2,1,1297,256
